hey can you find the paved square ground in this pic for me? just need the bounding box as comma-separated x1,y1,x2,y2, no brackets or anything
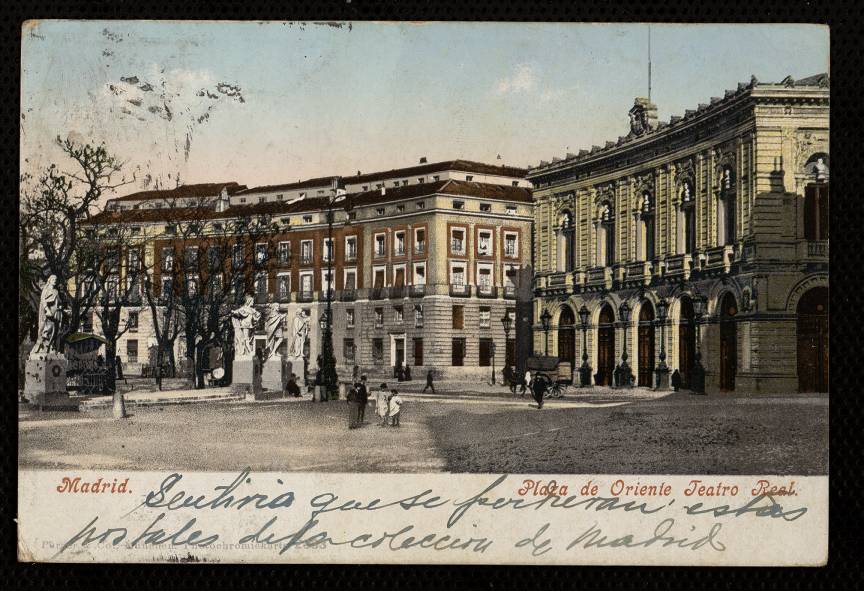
18,390,828,474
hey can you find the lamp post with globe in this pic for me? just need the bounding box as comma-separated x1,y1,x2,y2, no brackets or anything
578,304,592,387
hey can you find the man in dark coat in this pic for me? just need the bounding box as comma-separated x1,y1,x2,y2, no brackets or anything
356,376,369,424
532,374,547,409
423,369,435,393
346,384,359,429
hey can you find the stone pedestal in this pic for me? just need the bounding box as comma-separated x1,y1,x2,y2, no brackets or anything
654,366,670,391
284,356,304,380
261,358,285,394
23,355,79,411
232,356,262,400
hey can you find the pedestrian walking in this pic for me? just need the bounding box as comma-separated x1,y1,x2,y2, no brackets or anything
423,369,435,393
503,365,515,394
521,370,531,397
671,369,682,392
532,374,546,409
388,389,403,427
346,383,359,429
357,376,369,424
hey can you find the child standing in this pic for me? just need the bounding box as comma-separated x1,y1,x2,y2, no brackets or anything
376,383,390,427
388,389,403,427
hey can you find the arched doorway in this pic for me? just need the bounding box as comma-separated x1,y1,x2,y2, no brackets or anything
719,292,738,391
597,304,616,386
557,306,576,384
678,296,695,388
638,302,655,387
797,287,829,392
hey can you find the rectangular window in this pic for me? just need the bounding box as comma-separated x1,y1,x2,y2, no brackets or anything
477,265,493,288
161,247,174,272
127,248,141,271
504,264,520,288
254,272,267,301
478,230,493,255
465,175,474,182
414,228,426,253
417,177,425,184
393,266,406,288
452,338,465,366
433,175,440,182
506,205,517,216
127,310,139,332
184,246,199,268
127,339,139,364
394,306,404,323
376,208,385,216
452,305,464,329
480,203,491,212
255,243,268,265
321,270,334,295
278,241,291,265
479,338,493,367
374,233,386,257
161,277,173,300
373,338,384,364
186,275,199,297
323,238,333,262
451,228,466,255
343,339,355,364
232,244,244,269
450,264,466,286
209,273,223,296
452,200,465,210
300,240,313,265
414,304,423,328
504,232,518,257
346,308,355,328
416,201,426,210
277,273,290,301
413,262,426,286
348,211,357,221
345,236,357,261
344,268,357,290
479,306,491,328
396,204,405,213
413,338,424,366
300,272,313,297
208,246,223,271
303,215,313,224
394,231,406,256
373,267,386,288
375,308,384,328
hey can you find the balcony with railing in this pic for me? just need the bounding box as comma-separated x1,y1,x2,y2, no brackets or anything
586,266,607,287
449,283,471,297
624,260,650,283
410,284,426,298
389,286,405,299
319,288,335,302
344,250,357,263
370,287,387,300
254,291,269,305
450,240,465,256
798,239,829,262
277,252,292,267
663,254,692,280
297,290,314,303
477,284,497,298
414,242,426,255
340,288,356,302
277,290,291,303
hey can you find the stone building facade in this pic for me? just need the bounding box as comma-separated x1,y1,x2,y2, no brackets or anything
86,160,533,383
529,74,829,394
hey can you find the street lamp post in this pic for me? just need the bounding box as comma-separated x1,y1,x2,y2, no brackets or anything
501,311,512,373
654,298,670,390
578,304,592,387
617,301,634,388
489,341,497,385
691,294,707,394
317,180,340,401
540,308,552,356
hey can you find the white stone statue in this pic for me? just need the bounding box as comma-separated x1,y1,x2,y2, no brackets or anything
813,157,829,181
264,302,287,361
230,295,260,358
287,309,310,358
30,275,64,359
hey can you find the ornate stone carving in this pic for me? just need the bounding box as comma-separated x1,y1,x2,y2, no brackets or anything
231,295,261,358
794,130,829,172
29,275,64,360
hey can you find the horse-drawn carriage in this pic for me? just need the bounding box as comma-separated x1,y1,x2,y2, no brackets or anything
525,355,573,398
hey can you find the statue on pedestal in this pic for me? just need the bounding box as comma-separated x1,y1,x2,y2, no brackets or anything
264,302,287,361
30,275,64,360
230,295,260,358
288,309,310,359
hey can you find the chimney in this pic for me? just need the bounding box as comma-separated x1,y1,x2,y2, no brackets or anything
419,156,427,164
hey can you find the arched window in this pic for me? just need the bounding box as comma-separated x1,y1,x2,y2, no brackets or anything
600,202,615,267
719,165,736,245
680,181,696,254
804,154,829,241
640,190,655,261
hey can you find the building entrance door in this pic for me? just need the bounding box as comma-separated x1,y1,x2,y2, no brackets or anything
391,334,405,372
638,303,655,387
557,306,575,381
678,296,695,389
596,304,615,386
797,287,829,392
719,292,737,391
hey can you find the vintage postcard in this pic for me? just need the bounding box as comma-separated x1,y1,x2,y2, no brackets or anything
18,21,829,565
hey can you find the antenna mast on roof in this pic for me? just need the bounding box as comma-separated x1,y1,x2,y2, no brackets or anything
648,24,652,103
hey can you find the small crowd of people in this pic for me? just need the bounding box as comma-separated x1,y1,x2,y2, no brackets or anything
393,363,412,382
346,377,403,429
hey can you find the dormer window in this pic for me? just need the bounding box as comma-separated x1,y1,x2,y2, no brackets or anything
466,175,474,181
452,200,465,210
303,215,313,224
480,203,491,212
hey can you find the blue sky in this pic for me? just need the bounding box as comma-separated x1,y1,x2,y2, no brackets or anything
21,21,829,200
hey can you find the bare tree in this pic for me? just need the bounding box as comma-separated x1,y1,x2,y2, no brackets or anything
20,138,133,351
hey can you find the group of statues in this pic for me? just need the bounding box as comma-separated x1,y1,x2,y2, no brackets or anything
231,296,309,361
